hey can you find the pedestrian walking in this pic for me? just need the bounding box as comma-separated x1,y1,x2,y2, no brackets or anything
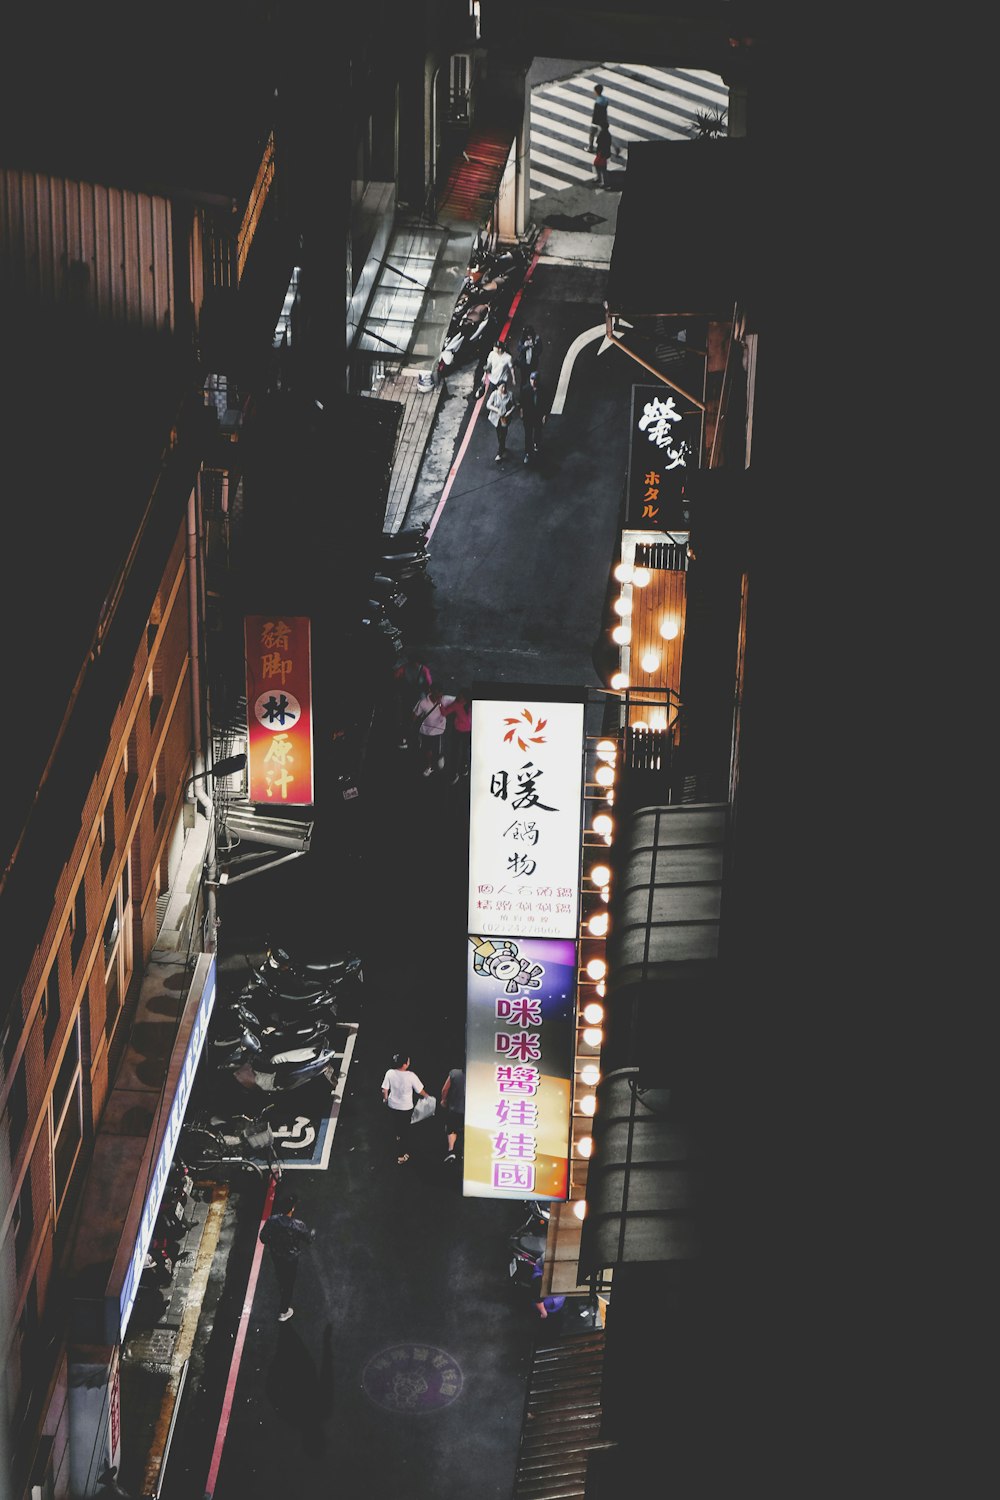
486,379,517,462
593,123,612,188
514,325,544,385
413,685,455,776
474,338,515,401
441,689,472,782
588,82,609,150
258,1192,315,1322
518,369,551,463
393,653,433,749
381,1052,432,1164
439,1064,466,1161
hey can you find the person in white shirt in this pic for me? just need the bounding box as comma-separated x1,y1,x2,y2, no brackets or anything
474,339,514,400
412,687,456,776
486,380,517,462
381,1053,431,1164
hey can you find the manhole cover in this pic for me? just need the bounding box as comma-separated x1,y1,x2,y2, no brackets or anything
362,1343,463,1413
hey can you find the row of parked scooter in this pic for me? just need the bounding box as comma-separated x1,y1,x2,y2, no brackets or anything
360,522,433,671
209,937,364,1094
436,240,531,381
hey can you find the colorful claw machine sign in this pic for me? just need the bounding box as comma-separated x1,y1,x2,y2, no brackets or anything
468,697,585,940
626,384,701,530
244,615,315,804
463,935,576,1200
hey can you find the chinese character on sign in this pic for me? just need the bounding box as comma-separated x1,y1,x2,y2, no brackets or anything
637,396,691,468
497,996,543,1026
495,1097,539,1126
261,619,292,650
259,692,297,726
495,1031,542,1062
263,733,295,798
496,1064,540,1094
512,763,557,812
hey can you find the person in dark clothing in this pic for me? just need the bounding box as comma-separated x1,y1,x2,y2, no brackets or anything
518,370,551,463
593,123,612,188
588,82,609,149
440,1065,466,1161
514,325,544,386
259,1193,315,1322
393,654,433,749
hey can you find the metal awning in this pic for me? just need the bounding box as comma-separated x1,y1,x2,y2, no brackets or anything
436,125,515,225
579,802,727,1277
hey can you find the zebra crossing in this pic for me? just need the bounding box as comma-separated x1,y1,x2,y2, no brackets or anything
529,62,729,200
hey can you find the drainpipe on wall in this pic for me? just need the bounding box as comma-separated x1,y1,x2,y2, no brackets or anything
187,486,210,824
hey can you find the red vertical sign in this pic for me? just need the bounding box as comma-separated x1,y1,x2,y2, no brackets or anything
244,615,315,804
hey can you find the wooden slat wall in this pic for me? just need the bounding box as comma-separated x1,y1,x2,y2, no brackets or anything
623,567,687,735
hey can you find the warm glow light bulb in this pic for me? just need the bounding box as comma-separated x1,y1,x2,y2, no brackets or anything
592,814,613,835
585,957,607,980
605,790,615,806
613,561,633,583
581,1064,601,1086
612,596,633,617
595,740,617,762
650,711,668,731
579,1095,597,1117
595,764,614,786
611,623,631,645
588,912,609,937
583,1002,604,1024
610,672,629,691
660,619,679,640
632,719,649,732
572,1198,588,1220
590,865,611,886
596,980,606,996
583,1026,603,1047
576,1135,594,1158
632,567,650,587
640,651,660,673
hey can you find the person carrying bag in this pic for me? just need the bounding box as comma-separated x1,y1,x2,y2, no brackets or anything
486,379,517,463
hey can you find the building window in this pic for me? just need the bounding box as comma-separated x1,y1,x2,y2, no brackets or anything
124,731,138,806
13,1176,33,1273
100,797,116,880
70,882,87,968
41,963,61,1053
153,756,165,826
53,1021,83,1214
104,889,126,1042
148,667,163,732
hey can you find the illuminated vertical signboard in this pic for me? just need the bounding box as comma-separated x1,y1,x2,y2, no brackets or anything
625,383,701,531
464,691,585,1200
244,615,315,805
468,696,585,940
464,935,577,1200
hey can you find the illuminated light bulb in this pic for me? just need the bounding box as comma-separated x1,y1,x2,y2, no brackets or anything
572,1198,588,1220
640,651,660,673
605,790,615,806
660,619,679,640
585,957,607,980
612,596,633,617
595,764,615,787
613,561,633,583
599,890,610,904
576,1135,594,1158
583,1002,604,1024
632,719,649,732
590,865,611,887
596,980,606,996
611,623,631,645
650,711,668,731
588,912,609,937
579,1094,597,1117
581,1064,601,1086
595,740,617,762
592,814,613,836
632,567,650,587
610,672,629,691
583,1026,603,1047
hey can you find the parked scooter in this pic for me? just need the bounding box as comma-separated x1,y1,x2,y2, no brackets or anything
508,1224,547,1288
369,571,409,616
238,978,340,1026
247,954,349,1005
214,1025,339,1094
213,999,333,1052
262,938,364,987
376,525,432,582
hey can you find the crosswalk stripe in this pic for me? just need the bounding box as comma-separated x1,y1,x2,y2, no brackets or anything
529,61,729,202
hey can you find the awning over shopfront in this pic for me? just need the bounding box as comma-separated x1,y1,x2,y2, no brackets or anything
436,122,516,227
579,802,726,1277
605,139,756,320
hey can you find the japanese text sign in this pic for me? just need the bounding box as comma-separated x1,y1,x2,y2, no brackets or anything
625,384,701,531
244,615,315,805
468,698,585,940
463,935,576,1201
